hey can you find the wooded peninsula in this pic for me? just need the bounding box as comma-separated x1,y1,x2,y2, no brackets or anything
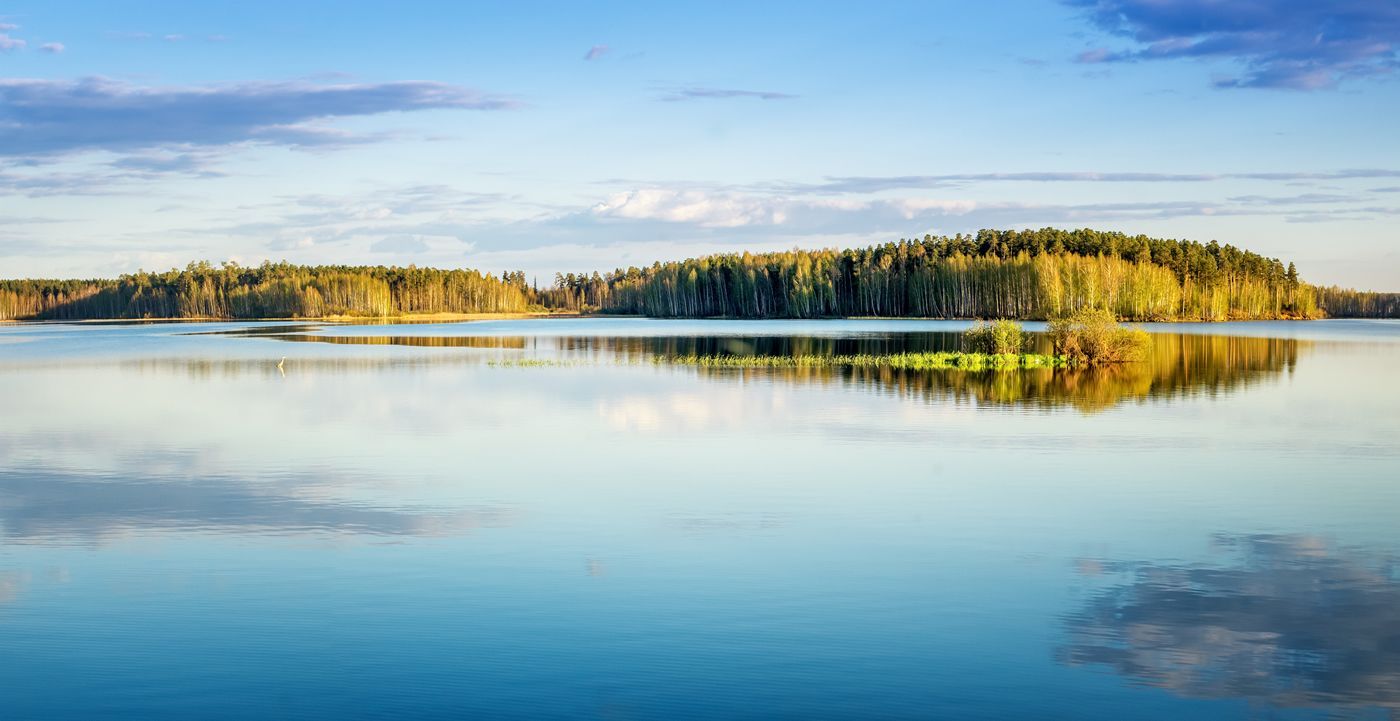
3,228,1397,321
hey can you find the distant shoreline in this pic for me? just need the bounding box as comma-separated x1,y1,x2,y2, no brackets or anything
0,311,596,325
0,313,1341,326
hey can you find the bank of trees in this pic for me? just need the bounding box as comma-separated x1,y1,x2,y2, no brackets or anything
537,272,610,312
0,261,532,320
1311,286,1400,318
581,228,1325,320
3,228,1395,321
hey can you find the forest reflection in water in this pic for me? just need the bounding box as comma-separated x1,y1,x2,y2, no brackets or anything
2,320,1396,720
1063,534,1400,713
571,332,1301,413
161,328,1307,413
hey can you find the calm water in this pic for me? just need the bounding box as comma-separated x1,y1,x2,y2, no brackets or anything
1,318,1399,720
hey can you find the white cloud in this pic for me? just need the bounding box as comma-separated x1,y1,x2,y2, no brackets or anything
592,189,786,227
893,198,978,219
369,234,430,253
268,235,317,251
658,87,797,102
589,189,985,228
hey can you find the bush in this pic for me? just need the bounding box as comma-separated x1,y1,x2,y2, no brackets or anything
963,319,1030,355
1047,308,1151,364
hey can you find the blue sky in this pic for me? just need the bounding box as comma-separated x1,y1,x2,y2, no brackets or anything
1,1,1398,289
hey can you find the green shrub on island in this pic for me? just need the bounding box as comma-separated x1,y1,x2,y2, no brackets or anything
660,312,1151,371
963,319,1030,355
1047,308,1151,364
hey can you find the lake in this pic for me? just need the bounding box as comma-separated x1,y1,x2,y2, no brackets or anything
1,318,1399,720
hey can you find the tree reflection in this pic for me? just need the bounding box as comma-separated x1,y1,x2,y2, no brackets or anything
82,328,1307,414
647,333,1302,413
1062,534,1400,712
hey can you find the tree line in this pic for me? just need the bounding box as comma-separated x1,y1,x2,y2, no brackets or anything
1310,286,1400,319
2,228,1396,321
0,261,533,320
554,228,1323,320
554,228,1394,320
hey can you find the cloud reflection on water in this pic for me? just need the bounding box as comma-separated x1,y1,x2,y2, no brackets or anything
1063,534,1400,711
0,469,513,546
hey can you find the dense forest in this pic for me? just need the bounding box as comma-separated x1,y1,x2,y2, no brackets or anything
0,262,532,320
552,228,1323,321
2,228,1396,321
552,228,1398,320
1311,286,1400,319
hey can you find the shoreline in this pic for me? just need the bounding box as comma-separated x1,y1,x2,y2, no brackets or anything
0,313,1347,325
0,311,600,325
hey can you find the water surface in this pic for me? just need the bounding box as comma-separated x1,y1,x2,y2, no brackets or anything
1,319,1398,719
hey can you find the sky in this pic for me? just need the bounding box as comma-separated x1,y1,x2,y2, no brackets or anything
0,0,1398,289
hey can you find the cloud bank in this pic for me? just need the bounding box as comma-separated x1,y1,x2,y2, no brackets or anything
0,77,519,157
1066,0,1400,89
804,169,1400,193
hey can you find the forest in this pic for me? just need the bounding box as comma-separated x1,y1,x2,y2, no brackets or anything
0,262,533,320
551,228,1324,320
2,228,1396,321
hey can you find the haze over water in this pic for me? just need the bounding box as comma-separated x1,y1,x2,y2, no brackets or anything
2,319,1399,720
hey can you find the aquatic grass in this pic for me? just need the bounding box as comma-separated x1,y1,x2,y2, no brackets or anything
655,352,1069,371
491,350,1074,371
487,356,647,368
487,358,590,368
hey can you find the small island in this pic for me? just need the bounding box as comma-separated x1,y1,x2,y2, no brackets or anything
661,311,1151,370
